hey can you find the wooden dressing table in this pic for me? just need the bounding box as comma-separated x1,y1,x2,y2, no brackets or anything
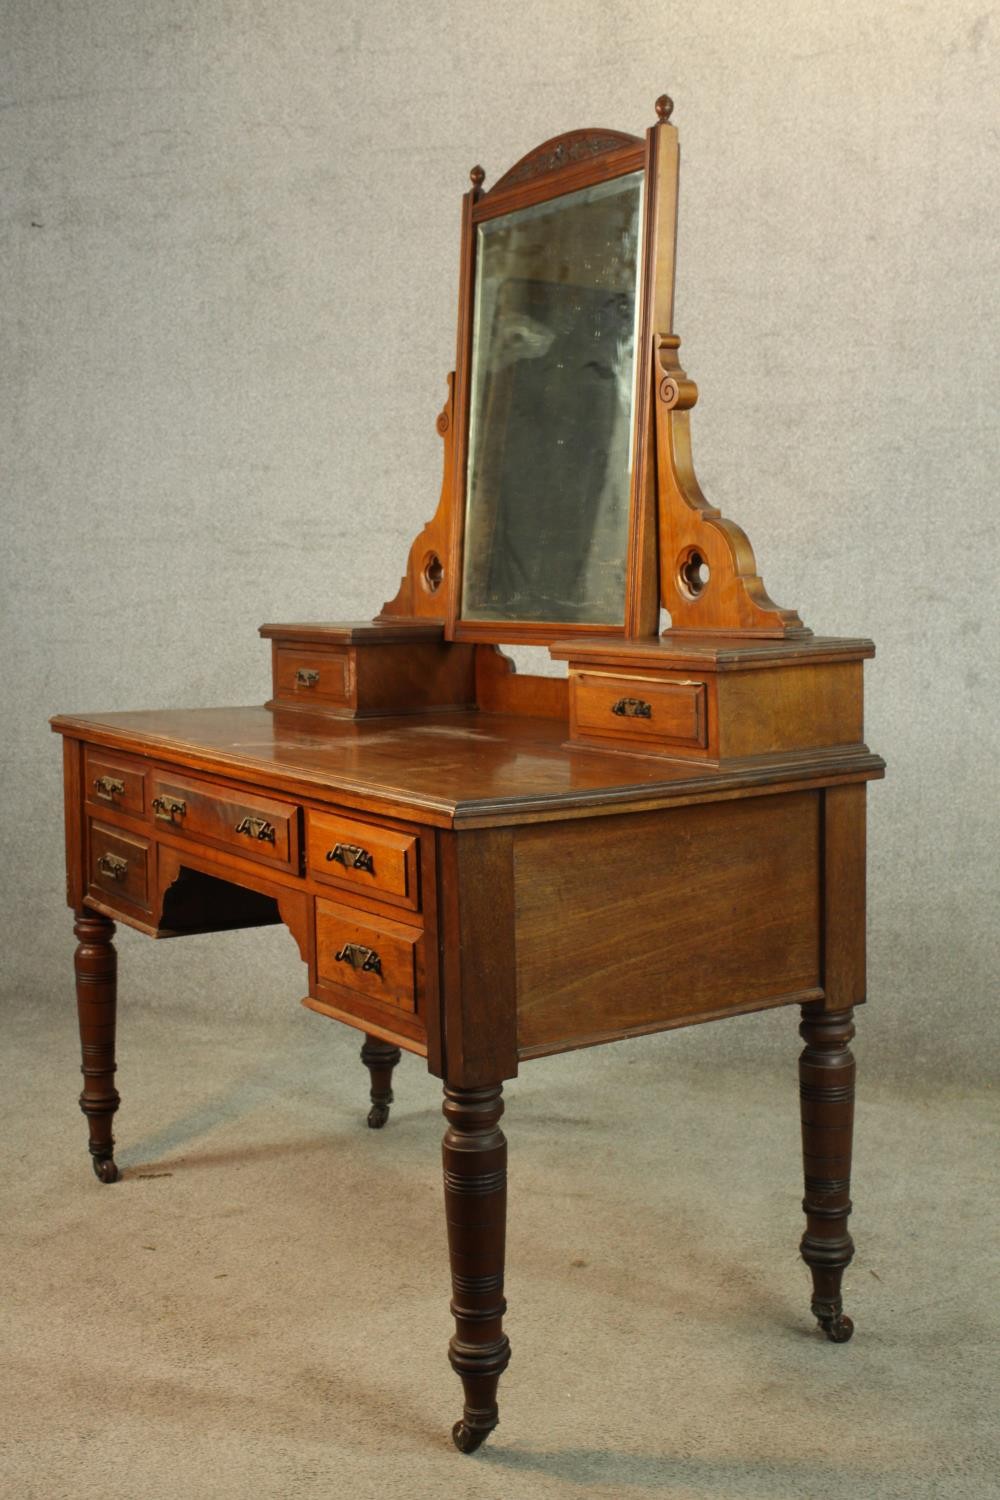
52,95,883,1454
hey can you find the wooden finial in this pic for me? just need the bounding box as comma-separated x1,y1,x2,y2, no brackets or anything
655,93,674,123
469,165,486,189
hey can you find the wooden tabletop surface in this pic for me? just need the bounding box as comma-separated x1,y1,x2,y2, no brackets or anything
51,705,884,829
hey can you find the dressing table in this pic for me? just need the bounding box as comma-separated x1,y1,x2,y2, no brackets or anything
52,95,883,1454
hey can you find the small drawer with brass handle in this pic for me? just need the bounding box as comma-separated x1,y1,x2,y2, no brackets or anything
84,750,146,816
89,821,150,910
316,898,421,1013
273,647,351,707
571,670,707,753
148,771,298,871
308,810,419,910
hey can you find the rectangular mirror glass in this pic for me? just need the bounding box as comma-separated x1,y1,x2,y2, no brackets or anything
460,170,644,625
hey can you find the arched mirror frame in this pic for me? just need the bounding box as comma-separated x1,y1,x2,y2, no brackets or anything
380,103,680,646
379,98,806,646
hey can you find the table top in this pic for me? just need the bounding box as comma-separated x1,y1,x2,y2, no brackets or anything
52,704,884,830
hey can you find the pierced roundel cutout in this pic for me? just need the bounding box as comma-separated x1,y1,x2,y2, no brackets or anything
677,548,711,600
421,552,444,594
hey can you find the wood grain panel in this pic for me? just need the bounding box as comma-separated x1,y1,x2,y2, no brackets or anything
717,663,863,758
514,791,821,1051
821,783,867,1010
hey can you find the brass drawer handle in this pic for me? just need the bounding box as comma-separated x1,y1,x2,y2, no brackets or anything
611,697,652,720
334,942,382,976
296,668,320,687
96,852,128,882
235,815,277,844
93,775,125,801
152,795,187,823
326,842,374,873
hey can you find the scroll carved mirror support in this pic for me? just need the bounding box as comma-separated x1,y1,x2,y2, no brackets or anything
379,96,805,647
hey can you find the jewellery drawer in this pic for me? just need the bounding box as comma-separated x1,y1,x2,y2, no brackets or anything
89,821,150,910
273,646,351,707
148,771,300,872
84,749,146,816
570,670,707,752
315,898,422,1013
307,810,419,911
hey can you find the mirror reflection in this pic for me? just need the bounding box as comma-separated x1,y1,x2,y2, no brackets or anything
461,170,644,625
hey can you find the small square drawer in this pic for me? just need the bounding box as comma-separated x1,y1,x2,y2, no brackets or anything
315,898,421,1013
307,811,419,911
571,670,707,752
85,749,146,816
89,821,150,910
149,771,300,872
274,646,352,707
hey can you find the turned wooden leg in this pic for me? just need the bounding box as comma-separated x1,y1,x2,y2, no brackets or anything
73,909,120,1184
443,1083,510,1454
799,1005,856,1342
360,1034,401,1129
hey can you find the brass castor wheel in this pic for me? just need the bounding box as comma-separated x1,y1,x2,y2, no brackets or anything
817,1311,854,1343
452,1420,493,1454
91,1155,119,1184
367,1102,390,1129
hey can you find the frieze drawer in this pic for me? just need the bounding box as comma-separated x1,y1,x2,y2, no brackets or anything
571,670,707,753
84,749,146,817
89,821,150,911
315,898,422,1014
148,771,300,872
307,810,420,911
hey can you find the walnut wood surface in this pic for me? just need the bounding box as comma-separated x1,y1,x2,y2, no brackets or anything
51,705,883,830
514,793,822,1053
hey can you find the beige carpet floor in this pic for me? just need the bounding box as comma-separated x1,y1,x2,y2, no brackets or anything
2,992,997,1500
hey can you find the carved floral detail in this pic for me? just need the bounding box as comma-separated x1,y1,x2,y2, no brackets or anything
492,132,638,192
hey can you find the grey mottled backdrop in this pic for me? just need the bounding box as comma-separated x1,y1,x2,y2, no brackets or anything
2,0,998,1082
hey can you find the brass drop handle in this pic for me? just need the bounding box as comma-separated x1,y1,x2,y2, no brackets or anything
93,775,125,801
611,697,652,720
96,853,128,882
234,814,276,844
296,668,320,687
326,842,374,873
152,795,187,823
334,942,382,976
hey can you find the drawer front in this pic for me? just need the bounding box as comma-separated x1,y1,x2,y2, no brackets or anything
573,671,707,750
274,646,352,706
149,772,299,871
89,821,150,909
315,898,421,1013
307,811,419,911
85,750,146,816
